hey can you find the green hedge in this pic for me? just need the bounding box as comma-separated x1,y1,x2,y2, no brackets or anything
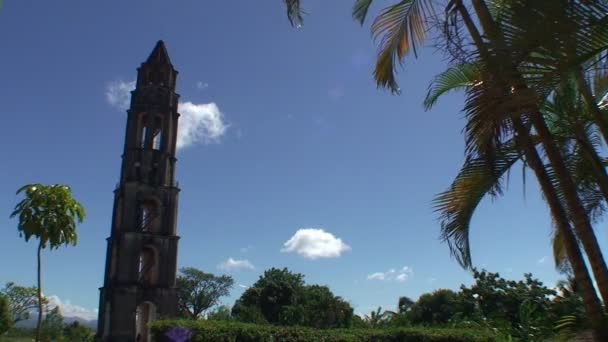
151,320,496,342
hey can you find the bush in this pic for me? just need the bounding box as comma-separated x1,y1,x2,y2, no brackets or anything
0,295,13,334
151,319,496,342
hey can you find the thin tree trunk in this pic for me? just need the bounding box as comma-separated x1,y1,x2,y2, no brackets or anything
36,241,42,342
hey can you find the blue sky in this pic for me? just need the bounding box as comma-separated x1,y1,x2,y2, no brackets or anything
1,0,606,320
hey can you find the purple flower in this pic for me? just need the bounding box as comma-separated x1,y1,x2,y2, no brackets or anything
165,327,193,342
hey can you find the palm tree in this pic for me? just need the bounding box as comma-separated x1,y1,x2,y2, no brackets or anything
282,0,608,338
427,62,608,338
11,184,85,342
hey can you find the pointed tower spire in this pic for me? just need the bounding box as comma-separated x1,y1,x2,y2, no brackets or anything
145,40,172,66
136,40,178,90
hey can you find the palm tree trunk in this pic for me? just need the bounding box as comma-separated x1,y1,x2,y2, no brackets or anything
36,241,42,342
511,119,608,340
529,112,608,304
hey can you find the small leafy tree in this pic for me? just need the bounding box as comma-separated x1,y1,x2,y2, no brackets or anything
176,267,234,319
288,285,353,328
233,268,304,324
408,289,463,325
1,282,48,323
11,184,85,342
40,306,64,342
0,295,13,334
231,268,353,328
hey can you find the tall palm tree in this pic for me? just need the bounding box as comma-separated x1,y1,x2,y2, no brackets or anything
464,0,608,308
11,184,85,342
426,61,608,338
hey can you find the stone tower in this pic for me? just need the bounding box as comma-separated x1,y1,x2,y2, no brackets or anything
97,41,181,342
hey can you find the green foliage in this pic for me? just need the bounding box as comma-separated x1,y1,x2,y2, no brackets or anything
351,315,368,329
207,305,232,321
231,304,268,325
458,269,556,338
40,307,63,342
293,285,353,329
364,307,395,328
1,282,48,323
177,267,234,319
151,319,497,342
63,321,94,342
0,295,13,334
407,289,464,326
397,296,414,314
11,184,85,249
232,268,353,328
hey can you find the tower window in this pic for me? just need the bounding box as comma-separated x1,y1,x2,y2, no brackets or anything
140,200,160,233
141,126,148,148
152,129,162,150
138,246,158,286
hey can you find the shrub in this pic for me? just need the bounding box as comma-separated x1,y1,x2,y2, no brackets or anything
151,319,496,342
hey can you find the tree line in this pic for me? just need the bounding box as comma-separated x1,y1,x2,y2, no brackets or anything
171,266,588,341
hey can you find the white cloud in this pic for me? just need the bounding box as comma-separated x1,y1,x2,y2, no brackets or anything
240,245,253,253
104,80,228,150
537,256,547,265
428,277,437,284
281,228,351,260
367,266,414,283
367,272,386,281
46,295,98,321
106,80,135,110
218,257,254,271
238,284,249,289
177,101,228,148
196,81,209,90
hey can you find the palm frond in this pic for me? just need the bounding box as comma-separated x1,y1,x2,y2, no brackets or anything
461,69,517,169
370,0,435,93
497,0,608,97
284,0,305,27
552,227,573,274
433,139,521,269
353,0,375,25
425,63,479,110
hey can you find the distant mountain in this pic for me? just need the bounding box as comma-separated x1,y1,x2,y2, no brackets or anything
15,316,97,331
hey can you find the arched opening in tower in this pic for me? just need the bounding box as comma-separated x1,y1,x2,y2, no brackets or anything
135,301,156,342
152,117,162,150
140,200,161,233
138,246,158,286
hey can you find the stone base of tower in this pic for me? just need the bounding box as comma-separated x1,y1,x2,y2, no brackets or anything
96,286,178,342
